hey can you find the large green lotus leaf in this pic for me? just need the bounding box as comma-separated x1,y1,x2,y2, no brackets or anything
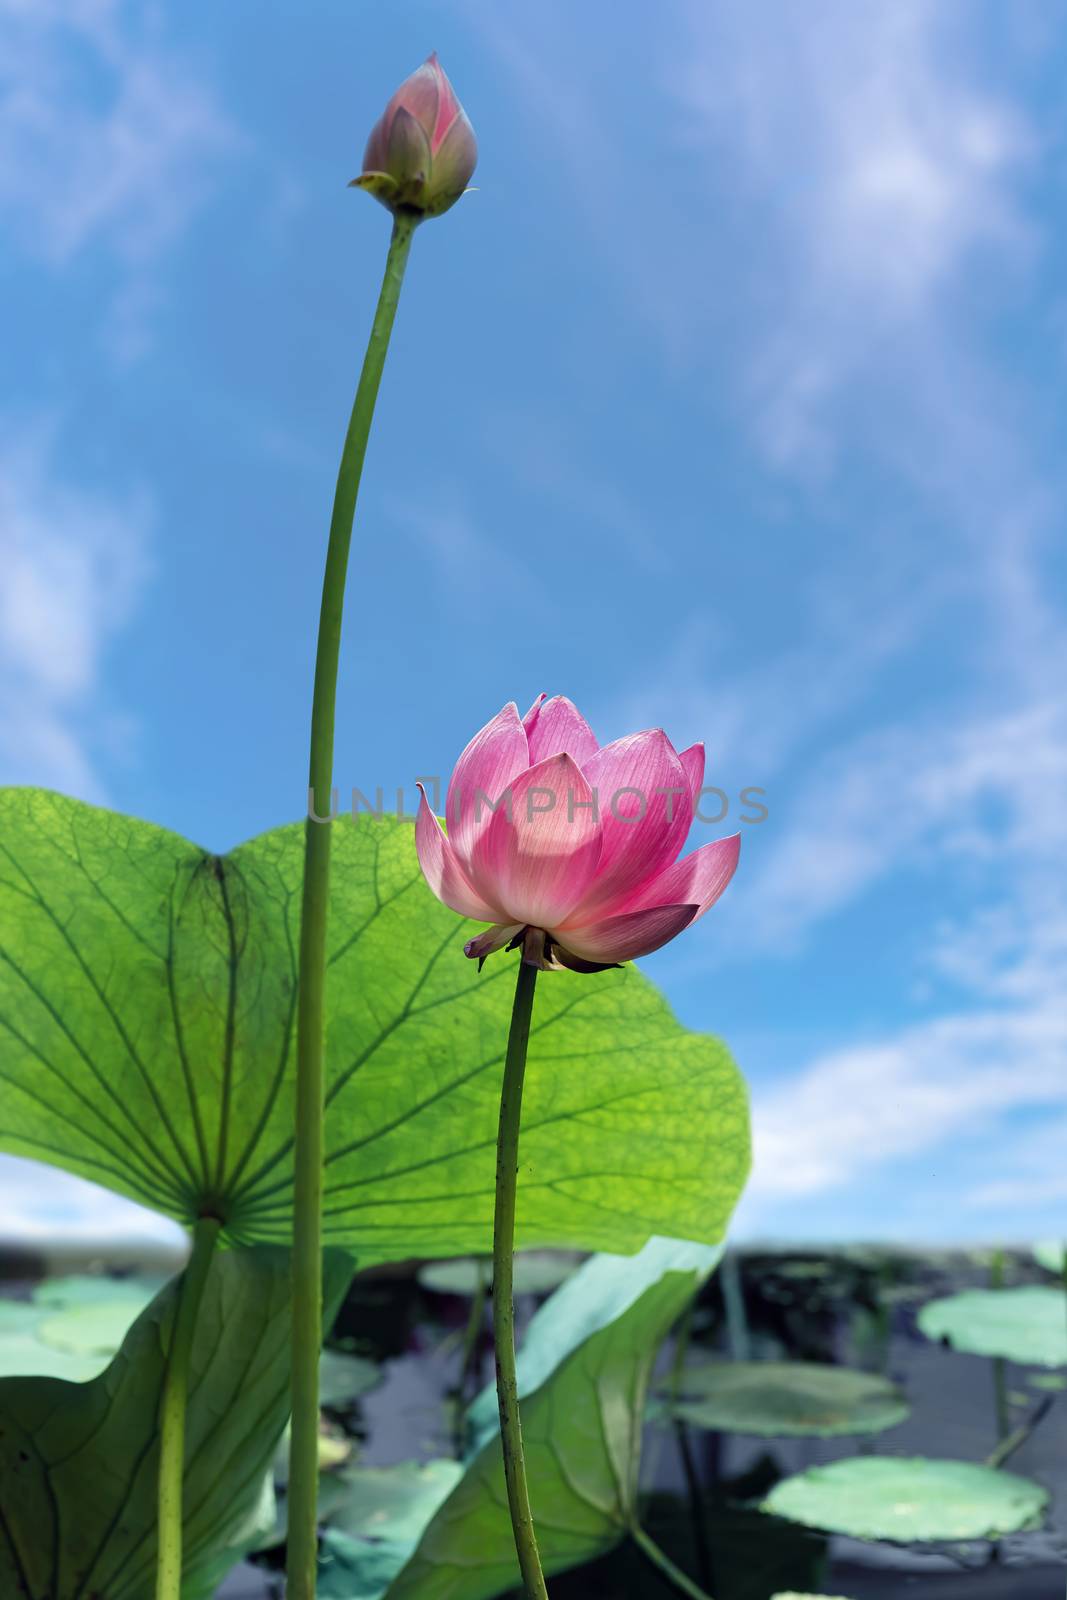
0,791,748,1260
0,1243,353,1599
320,1236,722,1600
918,1287,1067,1368
664,1360,909,1438
764,1457,1048,1542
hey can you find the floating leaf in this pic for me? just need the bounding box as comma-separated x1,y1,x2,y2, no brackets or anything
31,1273,165,1309
664,1361,909,1438
918,1287,1067,1368
0,1244,352,1598
318,1237,721,1600
771,1593,854,1599
1033,1240,1067,1276
0,1299,104,1381
0,1283,379,1414
319,1347,383,1409
417,1252,578,1298
0,1277,158,1380
764,1457,1048,1542
0,793,748,1262
325,1460,464,1550
317,1473,476,1592
36,1299,156,1359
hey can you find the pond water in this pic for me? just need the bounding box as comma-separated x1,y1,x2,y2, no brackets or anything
5,1244,1066,1599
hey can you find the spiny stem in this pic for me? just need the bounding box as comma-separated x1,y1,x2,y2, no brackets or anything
493,957,549,1600
631,1522,714,1600
155,1216,221,1600
288,212,416,1600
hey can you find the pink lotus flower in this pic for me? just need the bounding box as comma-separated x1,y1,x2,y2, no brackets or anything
351,53,477,219
416,696,740,970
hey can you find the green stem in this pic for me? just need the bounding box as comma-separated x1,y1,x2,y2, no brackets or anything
666,1297,714,1592
985,1396,1053,1471
989,1247,1009,1442
288,212,417,1600
155,1216,221,1600
720,1249,750,1363
631,1522,714,1600
453,1258,489,1456
493,957,549,1600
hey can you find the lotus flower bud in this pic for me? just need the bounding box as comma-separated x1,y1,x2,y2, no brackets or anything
351,53,477,220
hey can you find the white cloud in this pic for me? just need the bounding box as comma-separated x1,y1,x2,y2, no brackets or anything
685,3,1028,301
0,425,150,795
739,693,1067,951
671,0,1033,467
965,1115,1067,1213
0,0,238,355
0,0,235,262
384,488,550,612
0,1152,185,1249
742,999,1066,1214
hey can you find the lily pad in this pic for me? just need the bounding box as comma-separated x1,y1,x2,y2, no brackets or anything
665,1361,909,1438
0,1278,159,1380
37,1297,157,1358
918,1287,1067,1368
319,1347,382,1409
325,1460,464,1547
772,1594,854,1599
30,1273,164,1308
1033,1240,1067,1276
0,1299,105,1381
764,1457,1048,1542
418,1252,577,1298
0,793,748,1264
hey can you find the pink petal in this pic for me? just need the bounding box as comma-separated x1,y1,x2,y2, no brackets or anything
464,922,523,961
470,753,602,928
554,902,699,964
523,694,599,767
445,704,530,866
362,111,391,174
393,57,442,141
617,834,741,922
572,730,692,919
416,786,504,922
679,742,705,804
426,52,461,150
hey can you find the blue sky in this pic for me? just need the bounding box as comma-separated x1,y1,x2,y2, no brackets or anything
1,0,1065,1247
